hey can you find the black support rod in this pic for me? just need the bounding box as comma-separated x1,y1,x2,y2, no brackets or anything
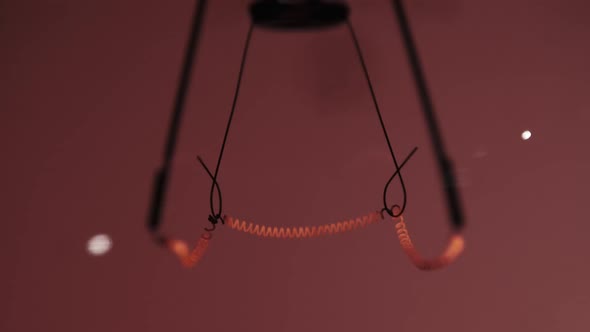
148,0,209,234
391,0,465,230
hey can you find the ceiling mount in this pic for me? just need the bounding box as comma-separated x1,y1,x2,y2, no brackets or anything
249,0,349,30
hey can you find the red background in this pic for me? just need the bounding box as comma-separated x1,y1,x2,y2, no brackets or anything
2,0,589,331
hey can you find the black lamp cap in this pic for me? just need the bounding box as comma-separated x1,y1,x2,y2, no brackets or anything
250,1,350,30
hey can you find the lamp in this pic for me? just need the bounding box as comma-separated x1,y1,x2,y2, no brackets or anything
147,0,465,271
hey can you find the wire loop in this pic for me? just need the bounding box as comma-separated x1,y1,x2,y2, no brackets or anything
346,20,417,218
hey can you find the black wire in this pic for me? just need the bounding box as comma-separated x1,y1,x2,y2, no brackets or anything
148,0,208,234
201,23,255,231
196,156,222,231
346,20,412,217
382,146,417,215
391,0,464,230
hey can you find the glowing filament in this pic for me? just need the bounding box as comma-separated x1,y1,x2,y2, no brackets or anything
166,233,211,268
394,216,464,270
165,211,465,271
225,211,384,239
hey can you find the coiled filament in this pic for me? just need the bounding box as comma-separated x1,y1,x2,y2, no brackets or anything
164,212,464,270
166,232,212,268
394,215,464,270
225,211,384,239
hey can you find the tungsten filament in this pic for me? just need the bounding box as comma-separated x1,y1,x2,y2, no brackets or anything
165,212,464,270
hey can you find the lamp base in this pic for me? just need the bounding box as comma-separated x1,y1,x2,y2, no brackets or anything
250,1,349,30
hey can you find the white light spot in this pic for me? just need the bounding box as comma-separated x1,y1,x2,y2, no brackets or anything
87,234,112,256
521,130,532,140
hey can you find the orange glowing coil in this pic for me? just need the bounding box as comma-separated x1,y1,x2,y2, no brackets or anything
224,211,385,239
164,211,464,270
394,215,464,270
166,232,212,268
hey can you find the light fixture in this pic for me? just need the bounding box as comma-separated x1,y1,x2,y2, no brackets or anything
147,0,466,271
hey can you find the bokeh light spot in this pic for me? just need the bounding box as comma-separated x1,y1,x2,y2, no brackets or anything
87,234,112,256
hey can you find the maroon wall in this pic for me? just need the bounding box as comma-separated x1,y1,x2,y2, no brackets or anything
2,0,589,331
